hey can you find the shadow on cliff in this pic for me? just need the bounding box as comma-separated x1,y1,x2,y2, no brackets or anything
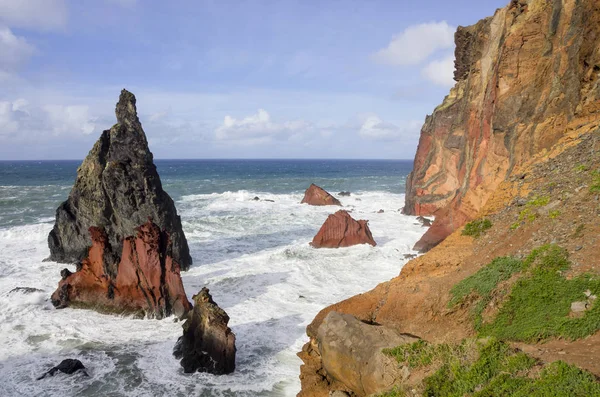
188,226,316,267
231,314,306,371
185,271,291,310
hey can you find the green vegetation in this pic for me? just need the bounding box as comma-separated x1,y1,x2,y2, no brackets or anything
450,245,600,342
449,257,522,329
574,164,588,172
510,222,521,230
518,208,537,222
549,209,561,219
462,219,492,238
382,338,600,397
590,170,600,193
528,195,550,207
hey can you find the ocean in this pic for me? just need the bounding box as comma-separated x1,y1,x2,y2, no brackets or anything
0,159,425,396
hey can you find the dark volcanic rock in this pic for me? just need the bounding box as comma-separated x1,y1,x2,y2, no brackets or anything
51,221,191,319
174,288,236,374
311,210,376,248
37,359,88,380
301,184,342,206
338,191,351,197
47,89,192,271
416,216,432,227
9,287,43,294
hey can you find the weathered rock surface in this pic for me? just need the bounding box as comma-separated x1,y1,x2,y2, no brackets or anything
174,288,236,374
311,210,376,248
316,312,418,396
37,359,88,380
301,184,342,206
47,89,192,270
51,220,191,319
404,0,600,251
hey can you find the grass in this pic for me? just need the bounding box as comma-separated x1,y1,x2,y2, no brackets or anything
591,170,600,193
449,257,523,329
450,244,600,342
462,219,492,238
549,210,561,219
382,339,600,397
572,224,585,238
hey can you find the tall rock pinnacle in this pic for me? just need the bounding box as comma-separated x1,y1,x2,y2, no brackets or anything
47,89,192,271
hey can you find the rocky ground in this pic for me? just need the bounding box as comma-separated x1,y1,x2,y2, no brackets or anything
298,125,600,395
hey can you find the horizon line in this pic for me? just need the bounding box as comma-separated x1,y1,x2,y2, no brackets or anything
0,158,415,162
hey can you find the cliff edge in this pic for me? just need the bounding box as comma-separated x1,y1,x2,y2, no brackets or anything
404,0,600,251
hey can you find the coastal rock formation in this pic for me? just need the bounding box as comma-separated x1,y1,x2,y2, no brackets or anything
47,89,192,270
404,0,600,251
37,359,88,380
311,210,376,248
51,220,191,319
301,184,342,206
309,312,419,396
173,288,236,374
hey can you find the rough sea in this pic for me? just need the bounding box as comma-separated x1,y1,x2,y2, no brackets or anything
0,159,426,396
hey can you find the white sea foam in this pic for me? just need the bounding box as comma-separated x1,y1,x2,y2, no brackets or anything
0,191,425,396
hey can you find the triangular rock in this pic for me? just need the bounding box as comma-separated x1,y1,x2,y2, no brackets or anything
301,184,342,206
311,210,376,248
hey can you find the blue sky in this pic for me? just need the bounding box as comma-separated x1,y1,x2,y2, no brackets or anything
0,0,507,160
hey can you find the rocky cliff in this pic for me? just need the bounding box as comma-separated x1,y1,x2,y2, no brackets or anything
404,0,600,251
299,0,600,395
47,89,192,270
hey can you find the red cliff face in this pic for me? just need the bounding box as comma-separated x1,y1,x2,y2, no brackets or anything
311,210,376,248
404,0,600,251
301,184,342,206
51,221,191,319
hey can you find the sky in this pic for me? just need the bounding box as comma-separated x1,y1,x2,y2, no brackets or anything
0,0,507,160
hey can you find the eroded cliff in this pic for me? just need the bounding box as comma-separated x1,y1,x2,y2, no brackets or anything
404,0,600,251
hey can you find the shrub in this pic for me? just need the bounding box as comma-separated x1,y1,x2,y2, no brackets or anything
462,219,493,238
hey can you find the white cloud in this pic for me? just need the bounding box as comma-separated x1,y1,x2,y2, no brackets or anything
0,26,35,72
373,21,455,66
422,55,456,87
359,115,421,141
0,99,98,140
215,109,309,143
0,0,67,31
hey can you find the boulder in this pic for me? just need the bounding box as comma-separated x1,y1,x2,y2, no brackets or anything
301,184,342,206
51,220,191,319
338,191,351,197
317,312,419,396
47,89,192,271
311,210,376,248
37,359,88,380
174,288,236,374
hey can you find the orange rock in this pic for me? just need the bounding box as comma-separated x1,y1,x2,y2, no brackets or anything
404,0,600,251
301,184,342,206
51,220,191,319
311,210,376,248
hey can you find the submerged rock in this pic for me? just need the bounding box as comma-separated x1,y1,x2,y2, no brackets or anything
311,210,376,248
51,221,191,319
174,288,236,374
47,89,192,271
37,359,88,380
338,191,351,197
301,184,342,206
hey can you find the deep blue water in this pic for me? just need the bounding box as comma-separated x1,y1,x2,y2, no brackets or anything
0,159,412,228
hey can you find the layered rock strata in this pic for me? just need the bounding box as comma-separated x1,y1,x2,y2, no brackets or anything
404,0,600,251
311,210,376,248
301,184,342,206
47,89,192,270
174,288,236,374
51,220,191,319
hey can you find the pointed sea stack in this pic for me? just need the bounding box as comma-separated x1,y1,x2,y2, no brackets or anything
311,210,376,248
47,89,192,271
174,288,236,374
301,184,342,206
51,220,191,318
